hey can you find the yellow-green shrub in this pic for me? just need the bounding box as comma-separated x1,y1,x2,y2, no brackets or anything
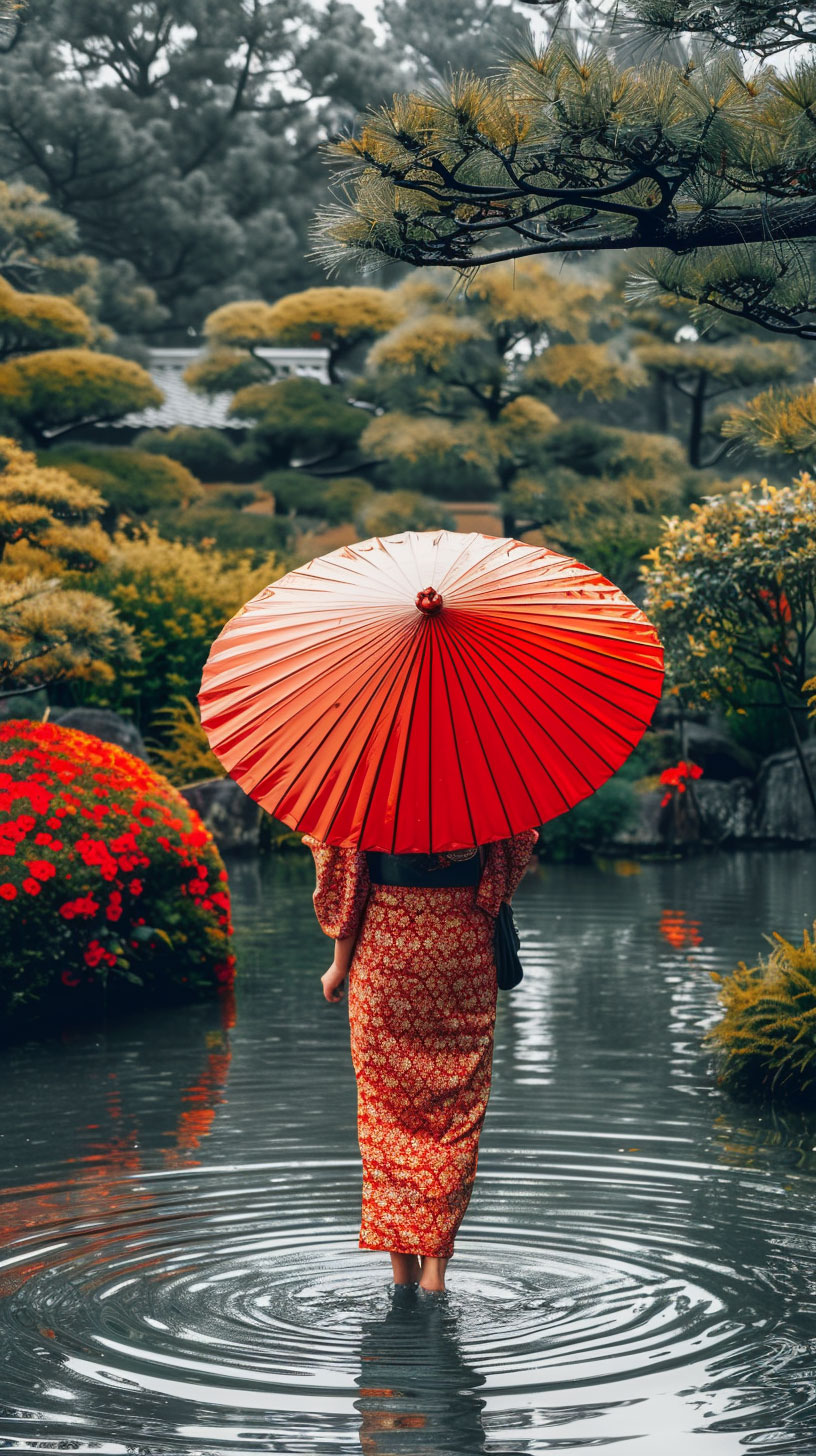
72,525,282,733
707,925,816,1104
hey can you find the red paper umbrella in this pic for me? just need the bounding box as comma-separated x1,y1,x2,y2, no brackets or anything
198,530,664,852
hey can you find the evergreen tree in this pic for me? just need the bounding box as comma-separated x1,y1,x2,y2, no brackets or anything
313,12,816,349
0,438,137,694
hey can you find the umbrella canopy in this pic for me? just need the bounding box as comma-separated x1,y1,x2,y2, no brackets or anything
198,530,664,852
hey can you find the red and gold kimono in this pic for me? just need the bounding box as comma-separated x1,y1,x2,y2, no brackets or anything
304,832,538,1259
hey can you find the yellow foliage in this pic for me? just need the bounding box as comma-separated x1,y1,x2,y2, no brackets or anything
205,286,404,350
367,313,489,373
706,923,816,1103
146,694,226,786
494,394,559,439
0,436,110,573
525,342,646,401
0,276,92,357
721,383,816,455
0,348,161,433
0,571,137,691
458,257,609,339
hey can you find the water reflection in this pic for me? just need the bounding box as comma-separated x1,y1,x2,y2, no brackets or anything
0,850,815,1452
355,1287,486,1455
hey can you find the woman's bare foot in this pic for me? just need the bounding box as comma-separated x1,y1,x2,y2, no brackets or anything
389,1252,420,1285
418,1255,448,1292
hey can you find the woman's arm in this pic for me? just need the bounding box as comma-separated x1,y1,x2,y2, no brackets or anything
321,933,356,1003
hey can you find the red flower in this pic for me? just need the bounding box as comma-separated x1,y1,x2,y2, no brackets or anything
26,858,56,881
129,879,143,895
22,877,41,895
106,904,122,921
659,759,704,808
0,883,16,900
83,941,105,968
61,970,81,987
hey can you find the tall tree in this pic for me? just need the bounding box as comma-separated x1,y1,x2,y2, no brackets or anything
630,300,802,467
357,259,692,584
313,14,816,341
0,1,406,337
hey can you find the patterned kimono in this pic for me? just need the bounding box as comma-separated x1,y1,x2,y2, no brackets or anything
304,832,538,1259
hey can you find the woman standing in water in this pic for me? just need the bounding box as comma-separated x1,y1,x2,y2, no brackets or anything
304,832,538,1294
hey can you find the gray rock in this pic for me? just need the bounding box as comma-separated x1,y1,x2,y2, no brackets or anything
180,776,262,852
682,722,760,781
48,706,149,762
0,690,49,722
607,785,666,849
751,742,816,844
694,778,756,844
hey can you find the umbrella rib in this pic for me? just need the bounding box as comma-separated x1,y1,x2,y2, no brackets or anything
204,611,406,695
209,614,413,762
434,627,515,838
462,615,662,720
451,604,665,650
383,623,431,855
213,615,411,747
459,616,652,759
443,619,573,813
254,621,420,806
343,625,431,849
435,618,478,849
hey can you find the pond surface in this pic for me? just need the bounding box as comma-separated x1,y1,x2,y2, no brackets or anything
1,850,815,1454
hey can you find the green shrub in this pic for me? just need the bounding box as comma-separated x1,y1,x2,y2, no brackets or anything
146,694,226,786
44,444,202,529
261,469,335,515
134,426,244,483
71,524,282,733
706,925,816,1105
536,773,638,861
0,718,236,1037
152,503,291,559
260,469,375,527
355,489,456,536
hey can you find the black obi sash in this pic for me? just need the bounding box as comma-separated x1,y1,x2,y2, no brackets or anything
365,850,482,888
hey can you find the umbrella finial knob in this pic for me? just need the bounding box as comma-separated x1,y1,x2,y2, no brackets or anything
416,586,443,615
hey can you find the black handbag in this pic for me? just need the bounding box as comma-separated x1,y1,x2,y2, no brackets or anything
494,900,524,990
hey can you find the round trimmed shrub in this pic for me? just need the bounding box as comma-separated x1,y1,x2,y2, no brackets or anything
0,719,236,1035
44,444,202,529
134,426,243,483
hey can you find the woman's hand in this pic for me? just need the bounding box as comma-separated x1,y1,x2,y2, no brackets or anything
321,961,347,1003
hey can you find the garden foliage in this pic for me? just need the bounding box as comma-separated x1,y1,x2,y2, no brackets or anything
707,924,816,1104
74,526,282,733
0,719,236,1033
641,473,816,709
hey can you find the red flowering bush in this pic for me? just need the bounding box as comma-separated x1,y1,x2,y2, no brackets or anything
659,759,703,808
0,719,236,1032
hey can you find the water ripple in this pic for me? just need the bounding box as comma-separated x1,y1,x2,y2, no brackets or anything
0,851,815,1453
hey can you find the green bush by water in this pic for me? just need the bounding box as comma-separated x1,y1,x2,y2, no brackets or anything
706,924,816,1105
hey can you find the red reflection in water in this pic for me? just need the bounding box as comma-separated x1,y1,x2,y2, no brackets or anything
659,909,703,949
0,989,235,1296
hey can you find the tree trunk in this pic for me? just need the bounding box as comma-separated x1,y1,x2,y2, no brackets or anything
688,373,708,468
772,664,816,821
653,371,670,433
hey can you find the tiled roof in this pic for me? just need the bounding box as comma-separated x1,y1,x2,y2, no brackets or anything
108,346,331,430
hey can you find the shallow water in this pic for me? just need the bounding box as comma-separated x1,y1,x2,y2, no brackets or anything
1,849,815,1454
